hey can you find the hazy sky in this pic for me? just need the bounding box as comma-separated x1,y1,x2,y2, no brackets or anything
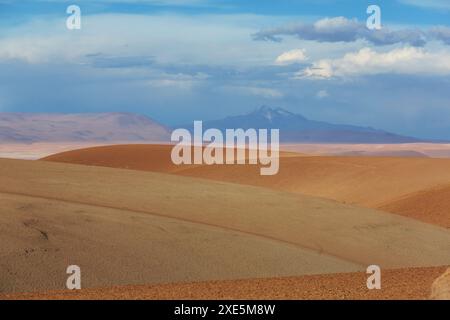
1,0,450,139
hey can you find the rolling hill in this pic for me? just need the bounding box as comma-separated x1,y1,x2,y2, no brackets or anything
1,157,450,293
43,144,450,228
0,112,170,143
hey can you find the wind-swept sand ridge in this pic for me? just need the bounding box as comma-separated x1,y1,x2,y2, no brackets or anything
41,144,301,172
379,185,450,228
1,266,446,300
43,144,450,227
1,159,450,274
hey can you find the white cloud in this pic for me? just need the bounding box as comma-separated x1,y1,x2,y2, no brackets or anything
253,16,428,47
275,49,307,65
246,87,284,98
300,47,450,79
146,72,209,90
316,89,329,99
0,13,295,67
218,85,284,99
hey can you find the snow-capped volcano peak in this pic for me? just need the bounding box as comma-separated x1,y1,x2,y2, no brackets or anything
251,106,299,122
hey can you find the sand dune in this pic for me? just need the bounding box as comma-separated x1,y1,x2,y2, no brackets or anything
282,143,450,158
330,150,429,158
43,144,450,227
41,144,300,172
1,266,446,300
379,185,450,228
1,192,359,293
1,158,450,294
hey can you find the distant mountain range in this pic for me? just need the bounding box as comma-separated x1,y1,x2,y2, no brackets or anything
0,112,170,143
182,106,424,143
0,107,429,144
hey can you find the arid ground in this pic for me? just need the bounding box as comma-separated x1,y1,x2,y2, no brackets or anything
0,144,449,299
1,266,446,300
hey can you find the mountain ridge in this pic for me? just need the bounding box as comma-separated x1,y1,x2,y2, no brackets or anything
0,107,438,144
0,112,170,143
182,106,425,143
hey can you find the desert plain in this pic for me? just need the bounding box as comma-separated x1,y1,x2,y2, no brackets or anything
0,143,449,299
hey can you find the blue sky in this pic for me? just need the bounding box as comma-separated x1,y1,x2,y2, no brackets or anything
1,0,450,139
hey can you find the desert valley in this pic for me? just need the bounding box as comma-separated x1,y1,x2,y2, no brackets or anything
0,132,449,299
0,109,449,300
3,0,450,304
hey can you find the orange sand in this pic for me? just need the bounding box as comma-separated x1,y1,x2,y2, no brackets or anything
43,144,450,228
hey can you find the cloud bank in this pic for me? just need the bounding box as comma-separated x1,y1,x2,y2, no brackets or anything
253,16,450,47
300,47,450,79
275,49,307,65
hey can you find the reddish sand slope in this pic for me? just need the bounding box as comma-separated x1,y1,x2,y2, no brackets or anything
1,266,446,300
43,144,450,227
41,144,300,172
379,185,450,228
1,158,450,294
281,143,450,158
43,144,186,172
